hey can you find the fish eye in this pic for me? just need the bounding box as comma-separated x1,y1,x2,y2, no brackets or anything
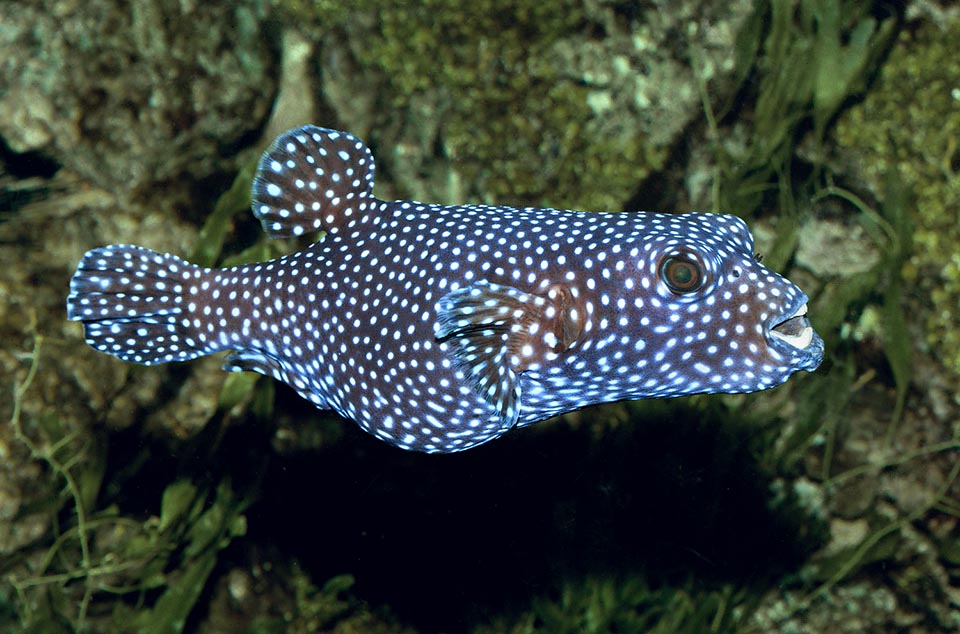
659,251,704,293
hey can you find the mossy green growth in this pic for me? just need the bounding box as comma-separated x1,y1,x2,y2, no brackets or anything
278,0,664,211
834,19,960,378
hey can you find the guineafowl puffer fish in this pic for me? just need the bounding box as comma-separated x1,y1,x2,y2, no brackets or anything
67,125,824,453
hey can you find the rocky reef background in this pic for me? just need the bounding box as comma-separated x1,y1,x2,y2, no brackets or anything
1,1,958,632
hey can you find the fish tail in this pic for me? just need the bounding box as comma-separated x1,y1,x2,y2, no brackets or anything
67,245,217,365
251,125,376,238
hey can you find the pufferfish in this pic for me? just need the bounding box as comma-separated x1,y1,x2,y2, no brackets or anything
67,125,824,453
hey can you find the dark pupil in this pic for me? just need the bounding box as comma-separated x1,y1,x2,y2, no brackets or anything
663,256,701,292
672,263,693,285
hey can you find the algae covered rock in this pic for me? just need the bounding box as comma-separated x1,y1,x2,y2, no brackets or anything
283,0,752,211
0,0,276,198
835,18,960,381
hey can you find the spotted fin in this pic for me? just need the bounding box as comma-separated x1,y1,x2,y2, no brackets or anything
67,246,214,365
251,125,376,238
435,281,585,429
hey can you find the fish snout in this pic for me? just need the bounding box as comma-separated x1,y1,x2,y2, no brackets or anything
766,301,824,370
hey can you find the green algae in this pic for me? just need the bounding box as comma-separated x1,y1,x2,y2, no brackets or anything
3,336,250,633
244,571,414,634
479,576,748,634
191,156,259,268
712,0,897,220
834,19,960,380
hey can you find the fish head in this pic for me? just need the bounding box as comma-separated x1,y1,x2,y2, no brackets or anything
627,213,824,396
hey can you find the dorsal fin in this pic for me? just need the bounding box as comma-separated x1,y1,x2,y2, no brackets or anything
251,126,376,238
434,281,586,430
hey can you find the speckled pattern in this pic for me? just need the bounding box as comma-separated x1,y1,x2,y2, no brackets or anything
67,126,824,452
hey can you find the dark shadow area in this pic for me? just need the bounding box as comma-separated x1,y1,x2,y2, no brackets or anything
96,379,824,632
0,137,60,180
0,137,60,217
239,391,825,631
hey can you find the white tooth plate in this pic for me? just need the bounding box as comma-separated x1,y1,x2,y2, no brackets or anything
770,303,813,350
771,326,814,350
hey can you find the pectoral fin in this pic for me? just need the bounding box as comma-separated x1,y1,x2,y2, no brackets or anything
435,281,585,430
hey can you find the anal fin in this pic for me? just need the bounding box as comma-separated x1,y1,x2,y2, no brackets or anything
223,349,287,383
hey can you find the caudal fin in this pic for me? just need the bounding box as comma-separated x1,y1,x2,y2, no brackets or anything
251,125,377,238
67,245,215,365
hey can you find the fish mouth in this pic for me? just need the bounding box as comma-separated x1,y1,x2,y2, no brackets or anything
769,303,815,350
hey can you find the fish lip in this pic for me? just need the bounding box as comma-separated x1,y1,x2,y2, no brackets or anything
770,302,813,348
766,297,824,368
